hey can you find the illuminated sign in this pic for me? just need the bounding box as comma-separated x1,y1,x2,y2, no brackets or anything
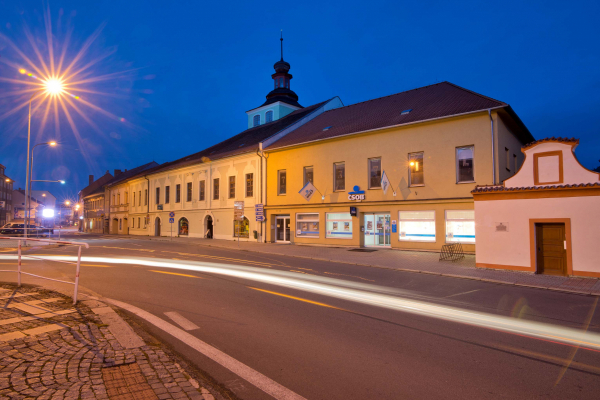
42,208,55,218
348,186,365,201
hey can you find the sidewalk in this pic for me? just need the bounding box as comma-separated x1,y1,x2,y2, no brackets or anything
0,284,217,400
132,235,600,296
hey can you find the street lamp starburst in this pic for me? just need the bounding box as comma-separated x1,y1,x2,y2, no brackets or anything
43,78,64,96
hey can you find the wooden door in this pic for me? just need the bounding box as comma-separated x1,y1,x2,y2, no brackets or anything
536,223,567,275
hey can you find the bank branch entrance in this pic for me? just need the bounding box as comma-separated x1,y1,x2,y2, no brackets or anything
364,213,391,247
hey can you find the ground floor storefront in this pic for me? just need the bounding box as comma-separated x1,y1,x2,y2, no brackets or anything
265,199,476,252
83,217,104,234
126,209,260,241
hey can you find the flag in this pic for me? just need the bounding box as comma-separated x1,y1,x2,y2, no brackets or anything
381,170,391,195
299,181,317,202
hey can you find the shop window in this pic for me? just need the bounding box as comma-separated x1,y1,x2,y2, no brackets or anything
278,170,286,195
445,210,475,243
303,166,313,186
176,184,181,203
165,186,170,204
409,152,424,186
199,180,205,201
178,217,189,236
368,158,382,189
246,173,253,197
229,176,235,199
234,217,249,238
187,182,192,202
399,210,435,242
334,163,345,191
296,213,319,238
213,178,219,200
456,146,474,183
326,212,352,239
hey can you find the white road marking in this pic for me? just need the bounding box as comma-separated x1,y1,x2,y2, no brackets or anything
105,298,306,400
164,311,200,331
445,289,480,298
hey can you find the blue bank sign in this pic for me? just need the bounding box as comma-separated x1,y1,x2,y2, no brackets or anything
348,185,365,201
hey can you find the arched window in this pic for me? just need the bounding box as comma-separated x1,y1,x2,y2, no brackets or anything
233,217,249,238
265,111,273,123
179,217,189,236
279,78,283,88
253,115,260,127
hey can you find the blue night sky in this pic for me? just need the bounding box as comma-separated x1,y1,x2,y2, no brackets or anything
1,0,599,202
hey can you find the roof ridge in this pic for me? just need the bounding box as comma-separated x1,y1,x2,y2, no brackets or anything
442,81,507,107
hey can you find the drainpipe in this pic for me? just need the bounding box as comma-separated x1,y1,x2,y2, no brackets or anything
488,109,496,185
257,145,269,243
145,176,150,231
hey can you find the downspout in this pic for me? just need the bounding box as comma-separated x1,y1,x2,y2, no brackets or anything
257,145,269,243
145,175,150,233
488,109,496,185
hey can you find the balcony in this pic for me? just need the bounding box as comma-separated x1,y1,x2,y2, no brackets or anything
109,204,129,213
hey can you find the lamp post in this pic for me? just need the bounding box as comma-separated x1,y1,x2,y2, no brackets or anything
24,78,64,242
27,141,57,228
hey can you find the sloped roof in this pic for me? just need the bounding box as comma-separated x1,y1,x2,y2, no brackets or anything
266,81,533,149
105,161,160,188
80,172,114,199
472,182,600,193
147,100,329,175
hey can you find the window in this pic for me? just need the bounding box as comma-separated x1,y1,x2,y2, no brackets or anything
278,170,286,195
246,173,253,197
117,193,120,204
138,191,141,206
456,146,475,183
514,154,518,173
175,184,180,203
213,178,219,200
265,111,273,123
399,211,435,242
229,176,235,199
368,158,382,189
125,192,128,204
253,115,260,127
505,148,510,171
178,218,189,236
233,217,249,238
303,167,313,186
326,213,353,239
187,182,192,202
296,213,319,238
445,210,475,243
133,192,135,207
165,186,170,204
334,162,345,191
137,218,140,228
144,189,148,206
199,180,205,201
155,187,160,205
119,219,122,230
409,152,424,186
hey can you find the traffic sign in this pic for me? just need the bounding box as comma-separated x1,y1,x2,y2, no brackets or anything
169,218,175,223
255,203,264,221
169,212,175,218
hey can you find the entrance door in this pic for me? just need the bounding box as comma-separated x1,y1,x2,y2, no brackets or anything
536,223,567,275
276,216,290,242
155,217,161,237
364,213,391,247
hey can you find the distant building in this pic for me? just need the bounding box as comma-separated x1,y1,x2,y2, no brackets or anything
12,189,46,224
79,171,114,233
0,164,13,226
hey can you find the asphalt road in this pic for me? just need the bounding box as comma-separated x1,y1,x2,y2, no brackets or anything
2,234,600,400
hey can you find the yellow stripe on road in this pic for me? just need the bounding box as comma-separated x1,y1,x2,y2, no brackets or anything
149,270,205,279
248,287,345,311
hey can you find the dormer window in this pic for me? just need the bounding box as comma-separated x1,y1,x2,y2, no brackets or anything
265,111,273,123
253,115,260,127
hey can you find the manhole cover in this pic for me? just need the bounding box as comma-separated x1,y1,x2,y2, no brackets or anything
348,248,377,252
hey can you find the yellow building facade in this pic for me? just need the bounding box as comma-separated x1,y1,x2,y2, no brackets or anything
263,83,533,252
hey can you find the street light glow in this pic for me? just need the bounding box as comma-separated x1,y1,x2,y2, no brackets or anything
65,200,71,206
49,141,57,146
43,78,65,96
60,180,66,184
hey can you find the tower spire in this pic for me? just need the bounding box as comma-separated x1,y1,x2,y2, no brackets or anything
280,30,283,61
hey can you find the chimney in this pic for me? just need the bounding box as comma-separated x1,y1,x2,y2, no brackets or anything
114,169,122,176
89,175,94,185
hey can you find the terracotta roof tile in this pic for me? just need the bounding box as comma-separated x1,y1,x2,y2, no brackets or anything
266,81,530,149
472,182,600,194
522,137,578,150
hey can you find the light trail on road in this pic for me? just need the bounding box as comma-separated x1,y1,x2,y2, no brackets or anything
3,254,600,352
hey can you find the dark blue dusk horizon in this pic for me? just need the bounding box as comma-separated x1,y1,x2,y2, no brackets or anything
1,0,599,202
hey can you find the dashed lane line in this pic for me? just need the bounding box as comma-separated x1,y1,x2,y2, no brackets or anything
148,270,206,279
248,287,346,311
104,298,307,400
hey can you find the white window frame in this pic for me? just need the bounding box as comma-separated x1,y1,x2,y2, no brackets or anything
325,212,353,239
295,213,320,238
265,110,273,123
456,146,475,184
333,162,345,192
408,152,425,187
368,157,382,189
278,170,286,195
398,210,436,242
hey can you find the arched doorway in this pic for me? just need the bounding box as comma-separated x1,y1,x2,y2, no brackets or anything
112,218,118,234
154,217,161,236
204,215,213,239
178,218,189,236
123,218,129,235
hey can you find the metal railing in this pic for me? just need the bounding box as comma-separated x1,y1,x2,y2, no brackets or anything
439,243,465,262
0,237,89,304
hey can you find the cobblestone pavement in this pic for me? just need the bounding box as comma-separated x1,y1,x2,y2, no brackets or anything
99,234,600,296
0,285,216,400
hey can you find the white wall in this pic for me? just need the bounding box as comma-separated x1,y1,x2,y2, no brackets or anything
475,196,600,273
